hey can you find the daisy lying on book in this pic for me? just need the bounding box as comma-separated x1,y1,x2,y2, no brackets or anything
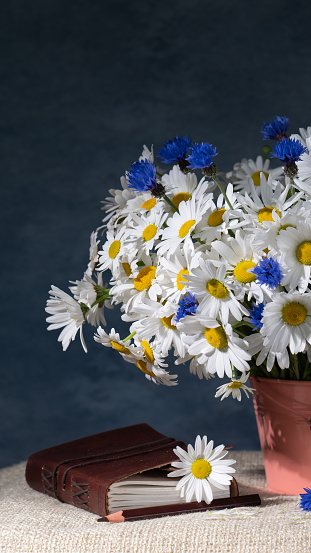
168,435,236,504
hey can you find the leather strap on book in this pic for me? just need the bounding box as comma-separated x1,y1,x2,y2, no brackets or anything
50,437,184,501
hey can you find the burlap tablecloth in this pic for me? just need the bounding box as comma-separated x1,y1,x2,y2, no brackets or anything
0,451,310,553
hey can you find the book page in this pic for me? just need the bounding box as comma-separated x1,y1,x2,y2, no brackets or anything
107,469,230,512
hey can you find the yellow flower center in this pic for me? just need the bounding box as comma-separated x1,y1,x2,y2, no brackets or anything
296,241,311,265
191,459,212,479
228,381,243,389
282,302,307,326
110,340,130,354
258,206,281,223
108,240,121,259
179,219,196,239
122,262,131,276
161,315,177,329
234,260,257,283
206,278,229,299
204,326,228,349
141,340,155,364
208,208,226,227
134,266,157,291
277,224,295,234
172,192,191,209
142,224,157,242
136,360,155,377
141,198,157,210
251,170,269,186
176,268,190,291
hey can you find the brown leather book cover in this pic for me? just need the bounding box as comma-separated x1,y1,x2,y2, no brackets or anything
25,423,239,517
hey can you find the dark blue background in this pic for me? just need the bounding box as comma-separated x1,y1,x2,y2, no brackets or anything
1,0,311,467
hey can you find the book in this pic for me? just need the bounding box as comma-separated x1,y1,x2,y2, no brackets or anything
25,423,256,519
107,469,231,512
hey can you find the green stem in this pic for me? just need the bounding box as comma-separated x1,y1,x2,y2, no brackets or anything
91,288,111,308
163,194,178,212
233,328,247,338
231,365,236,379
288,177,295,198
303,358,310,380
289,352,300,380
213,176,234,210
123,331,136,343
232,321,254,329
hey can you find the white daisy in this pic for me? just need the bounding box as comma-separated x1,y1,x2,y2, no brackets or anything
94,326,141,360
129,299,186,357
46,285,87,352
161,164,199,209
290,127,311,195
186,259,248,322
110,256,162,316
157,195,211,256
277,221,311,291
101,176,135,225
237,175,303,230
124,191,165,217
157,241,202,303
167,436,236,504
215,373,254,401
211,230,264,301
177,314,251,378
261,291,311,355
245,332,288,371
97,229,134,277
86,230,100,276
139,144,154,163
193,182,244,244
123,210,168,260
251,200,308,253
162,165,213,212
69,272,108,327
124,338,178,386
227,155,283,193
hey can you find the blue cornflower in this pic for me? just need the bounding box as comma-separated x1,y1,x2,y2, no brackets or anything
186,142,218,170
271,137,307,164
252,257,283,290
158,135,192,164
300,488,311,511
175,293,198,323
261,116,289,141
248,302,265,330
126,159,158,193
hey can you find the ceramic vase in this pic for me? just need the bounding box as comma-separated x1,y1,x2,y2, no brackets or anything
249,376,311,495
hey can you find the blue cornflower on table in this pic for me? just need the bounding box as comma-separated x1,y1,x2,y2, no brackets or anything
300,488,311,511
261,116,289,141
158,136,192,164
252,257,283,290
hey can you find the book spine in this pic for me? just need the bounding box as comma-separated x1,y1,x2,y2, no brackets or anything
26,455,103,515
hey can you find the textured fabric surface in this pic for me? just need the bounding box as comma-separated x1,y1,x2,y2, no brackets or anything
0,451,309,553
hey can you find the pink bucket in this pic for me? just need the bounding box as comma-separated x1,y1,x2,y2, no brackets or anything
250,377,311,495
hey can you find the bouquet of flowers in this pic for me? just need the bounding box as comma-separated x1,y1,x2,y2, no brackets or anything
46,116,311,402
